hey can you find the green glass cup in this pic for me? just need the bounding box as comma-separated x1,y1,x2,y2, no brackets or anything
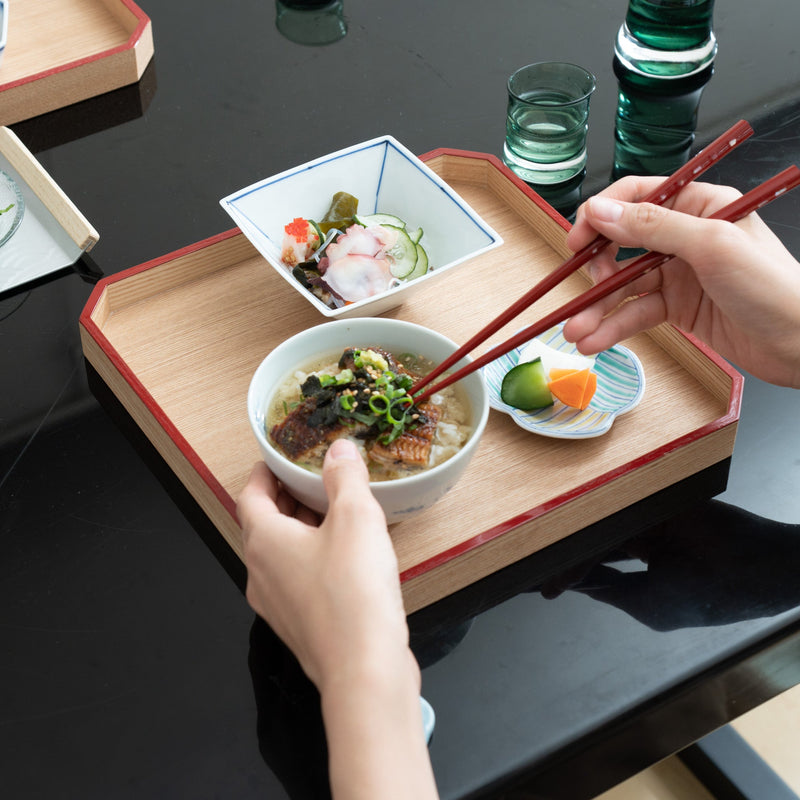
502,62,596,186
615,0,717,78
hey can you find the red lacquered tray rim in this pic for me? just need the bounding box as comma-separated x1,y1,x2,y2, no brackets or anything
79,149,744,585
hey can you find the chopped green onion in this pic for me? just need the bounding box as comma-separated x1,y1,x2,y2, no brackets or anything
349,410,376,426
306,348,425,444
395,373,413,393
387,397,413,424
368,394,390,414
380,425,405,445
320,368,354,387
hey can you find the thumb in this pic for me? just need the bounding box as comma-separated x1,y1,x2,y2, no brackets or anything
582,195,714,261
322,439,385,522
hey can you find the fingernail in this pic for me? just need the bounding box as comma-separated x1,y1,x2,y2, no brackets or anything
590,196,624,223
327,438,360,461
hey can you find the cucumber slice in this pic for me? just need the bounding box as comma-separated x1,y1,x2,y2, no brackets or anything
403,242,429,281
354,212,406,228
407,226,423,244
500,358,553,410
383,224,418,278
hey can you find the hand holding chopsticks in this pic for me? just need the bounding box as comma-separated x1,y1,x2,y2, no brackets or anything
412,120,800,402
410,119,754,401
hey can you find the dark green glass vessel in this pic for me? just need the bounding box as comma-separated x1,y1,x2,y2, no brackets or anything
616,0,716,78
626,0,714,50
612,57,713,179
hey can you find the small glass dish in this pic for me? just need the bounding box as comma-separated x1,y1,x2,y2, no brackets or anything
0,0,7,67
0,170,25,248
482,322,645,439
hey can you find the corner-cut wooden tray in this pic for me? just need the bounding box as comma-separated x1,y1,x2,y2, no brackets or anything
0,0,153,125
79,150,742,614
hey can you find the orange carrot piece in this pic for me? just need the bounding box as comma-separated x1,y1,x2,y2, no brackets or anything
548,368,596,410
548,369,588,408
548,367,580,382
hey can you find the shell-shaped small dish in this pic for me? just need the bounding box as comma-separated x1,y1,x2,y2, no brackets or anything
0,170,25,248
482,322,645,439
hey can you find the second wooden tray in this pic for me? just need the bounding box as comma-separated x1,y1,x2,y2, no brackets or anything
0,0,153,125
79,150,742,614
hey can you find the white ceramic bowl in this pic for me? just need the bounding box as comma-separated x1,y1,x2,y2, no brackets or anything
221,135,503,318
247,318,489,524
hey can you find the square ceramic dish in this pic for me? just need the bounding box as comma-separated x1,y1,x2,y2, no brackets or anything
219,135,503,318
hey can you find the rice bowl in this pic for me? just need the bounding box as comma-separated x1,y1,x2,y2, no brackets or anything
247,318,489,523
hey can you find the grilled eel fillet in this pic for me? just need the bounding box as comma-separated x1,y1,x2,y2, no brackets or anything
272,395,441,470
367,401,440,468
270,397,353,463
271,347,439,469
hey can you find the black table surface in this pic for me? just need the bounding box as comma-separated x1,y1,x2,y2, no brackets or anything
3,2,800,798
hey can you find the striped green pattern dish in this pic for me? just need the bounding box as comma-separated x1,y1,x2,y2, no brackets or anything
481,323,645,439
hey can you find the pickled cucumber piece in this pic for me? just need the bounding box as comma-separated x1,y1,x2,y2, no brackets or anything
406,226,423,244
404,242,429,280
383,224,418,278
500,358,553,410
354,212,405,228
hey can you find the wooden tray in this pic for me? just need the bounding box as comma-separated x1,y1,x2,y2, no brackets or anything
79,151,742,614
0,0,153,126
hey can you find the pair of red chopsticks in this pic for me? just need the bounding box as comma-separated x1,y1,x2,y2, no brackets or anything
411,119,800,403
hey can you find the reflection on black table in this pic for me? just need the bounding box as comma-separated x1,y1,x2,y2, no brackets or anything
248,498,800,798
546,500,800,629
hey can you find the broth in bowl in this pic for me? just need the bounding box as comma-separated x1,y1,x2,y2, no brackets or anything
267,346,472,480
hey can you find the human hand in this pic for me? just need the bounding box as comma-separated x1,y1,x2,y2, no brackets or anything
564,176,800,387
236,439,413,695
238,441,439,799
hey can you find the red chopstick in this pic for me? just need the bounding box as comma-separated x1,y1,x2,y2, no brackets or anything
413,165,800,404
410,119,754,397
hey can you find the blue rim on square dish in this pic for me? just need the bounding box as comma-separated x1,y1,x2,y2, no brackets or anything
0,170,25,248
219,135,503,318
482,322,645,439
